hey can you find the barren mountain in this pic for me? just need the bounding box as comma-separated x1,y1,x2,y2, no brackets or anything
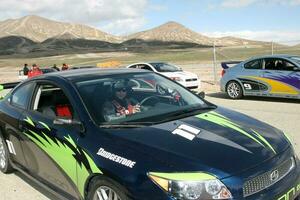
127,21,213,46
213,36,269,46
0,15,271,55
126,22,267,47
0,36,36,55
41,37,116,50
0,15,120,43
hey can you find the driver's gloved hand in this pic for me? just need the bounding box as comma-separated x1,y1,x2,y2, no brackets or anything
133,104,141,113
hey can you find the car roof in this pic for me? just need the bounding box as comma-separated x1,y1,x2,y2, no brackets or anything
70,65,97,69
128,61,168,65
38,68,148,82
249,54,299,60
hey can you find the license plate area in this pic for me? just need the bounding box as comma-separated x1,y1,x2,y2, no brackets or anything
276,184,300,200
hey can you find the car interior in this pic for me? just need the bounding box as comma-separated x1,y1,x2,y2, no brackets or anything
130,64,153,71
264,59,295,71
34,85,74,119
77,78,185,123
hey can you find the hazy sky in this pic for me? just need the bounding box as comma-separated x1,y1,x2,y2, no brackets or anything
0,0,300,43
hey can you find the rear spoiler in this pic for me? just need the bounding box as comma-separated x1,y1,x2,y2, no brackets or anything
0,81,21,91
221,61,242,69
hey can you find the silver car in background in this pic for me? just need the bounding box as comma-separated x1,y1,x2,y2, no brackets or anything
220,55,300,99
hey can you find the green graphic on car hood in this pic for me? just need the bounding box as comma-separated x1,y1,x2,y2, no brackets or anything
24,117,102,197
196,111,276,154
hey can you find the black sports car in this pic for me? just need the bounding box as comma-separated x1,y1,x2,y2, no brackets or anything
0,68,299,200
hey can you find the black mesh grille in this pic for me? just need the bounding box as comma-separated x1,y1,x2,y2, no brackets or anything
185,78,197,82
243,157,295,197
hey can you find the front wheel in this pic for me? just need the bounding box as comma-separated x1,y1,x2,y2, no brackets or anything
0,133,13,173
226,81,243,99
87,176,130,200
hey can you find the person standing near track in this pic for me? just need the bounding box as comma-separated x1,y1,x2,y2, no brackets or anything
28,64,43,78
23,63,29,75
62,63,69,71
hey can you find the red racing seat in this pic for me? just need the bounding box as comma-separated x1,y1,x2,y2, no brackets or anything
56,104,72,118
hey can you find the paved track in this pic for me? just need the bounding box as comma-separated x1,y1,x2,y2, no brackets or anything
0,93,299,200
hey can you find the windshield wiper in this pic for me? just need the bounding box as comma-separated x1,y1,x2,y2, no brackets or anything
99,124,144,128
99,121,154,129
158,105,217,123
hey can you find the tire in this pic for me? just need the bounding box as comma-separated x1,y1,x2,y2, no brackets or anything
86,176,130,200
0,132,13,174
226,81,243,99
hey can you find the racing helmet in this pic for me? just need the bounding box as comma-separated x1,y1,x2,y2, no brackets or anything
112,80,133,95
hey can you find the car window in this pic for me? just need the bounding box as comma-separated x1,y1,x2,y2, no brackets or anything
150,63,181,72
32,84,75,119
290,56,300,65
264,58,296,71
129,65,137,69
41,68,56,73
11,82,35,109
281,60,296,71
76,72,208,125
139,64,153,71
244,59,262,69
130,78,156,91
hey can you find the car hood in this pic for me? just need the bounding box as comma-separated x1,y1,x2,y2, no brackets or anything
160,71,198,79
108,107,290,178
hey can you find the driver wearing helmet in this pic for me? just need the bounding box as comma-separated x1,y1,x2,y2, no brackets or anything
102,80,140,122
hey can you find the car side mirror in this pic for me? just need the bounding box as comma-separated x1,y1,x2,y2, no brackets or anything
53,118,85,133
198,91,205,99
293,67,300,72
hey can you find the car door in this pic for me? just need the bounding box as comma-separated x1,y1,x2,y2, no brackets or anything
238,58,265,96
18,82,82,199
1,82,35,169
262,58,300,97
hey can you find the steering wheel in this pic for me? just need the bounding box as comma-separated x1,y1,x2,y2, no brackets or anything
139,96,160,109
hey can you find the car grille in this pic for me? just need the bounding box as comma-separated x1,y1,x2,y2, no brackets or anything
243,157,295,197
185,78,197,82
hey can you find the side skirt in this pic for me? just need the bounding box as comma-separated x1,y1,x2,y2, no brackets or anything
10,162,81,200
244,92,300,99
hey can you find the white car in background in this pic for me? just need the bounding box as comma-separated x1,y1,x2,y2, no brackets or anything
126,62,201,90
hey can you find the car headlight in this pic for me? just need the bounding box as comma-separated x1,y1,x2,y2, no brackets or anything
148,172,232,200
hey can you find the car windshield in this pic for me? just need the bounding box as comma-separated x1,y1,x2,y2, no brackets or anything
150,62,181,72
76,72,211,126
290,56,300,65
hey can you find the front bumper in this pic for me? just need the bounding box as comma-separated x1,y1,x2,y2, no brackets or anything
222,147,300,200
131,148,299,200
245,160,299,200
178,80,201,90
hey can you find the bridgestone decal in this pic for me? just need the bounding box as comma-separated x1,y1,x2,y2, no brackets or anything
97,148,136,168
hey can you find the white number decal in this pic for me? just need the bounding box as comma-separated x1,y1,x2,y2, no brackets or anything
243,83,252,90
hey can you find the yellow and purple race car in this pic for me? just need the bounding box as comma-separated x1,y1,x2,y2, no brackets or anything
220,55,300,99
